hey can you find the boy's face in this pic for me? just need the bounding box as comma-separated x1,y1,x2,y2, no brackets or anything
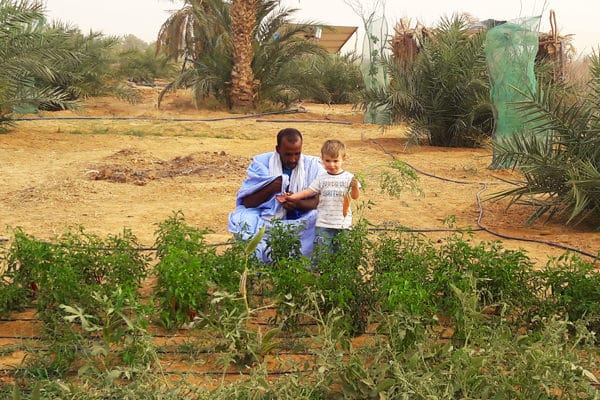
321,153,344,174
276,138,302,170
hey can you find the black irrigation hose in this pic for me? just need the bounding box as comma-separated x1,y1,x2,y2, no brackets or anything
368,227,484,232
256,118,352,125
13,109,304,123
0,335,42,340
0,342,320,357
0,366,315,376
367,138,599,261
475,184,599,259
154,368,315,376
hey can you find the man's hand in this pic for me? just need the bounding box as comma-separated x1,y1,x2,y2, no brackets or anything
275,192,298,211
280,194,300,211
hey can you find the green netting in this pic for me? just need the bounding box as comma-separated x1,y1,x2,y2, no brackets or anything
361,16,391,125
485,16,541,166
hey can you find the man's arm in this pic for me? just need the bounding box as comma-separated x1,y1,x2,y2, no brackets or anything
241,176,282,208
294,195,319,211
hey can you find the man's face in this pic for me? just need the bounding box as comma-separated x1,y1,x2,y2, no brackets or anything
276,138,302,170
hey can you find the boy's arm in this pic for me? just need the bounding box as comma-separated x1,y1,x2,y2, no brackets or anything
286,188,317,201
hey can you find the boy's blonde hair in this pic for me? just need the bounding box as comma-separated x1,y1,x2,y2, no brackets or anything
321,139,347,158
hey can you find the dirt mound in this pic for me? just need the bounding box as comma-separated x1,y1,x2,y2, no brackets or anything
86,149,250,185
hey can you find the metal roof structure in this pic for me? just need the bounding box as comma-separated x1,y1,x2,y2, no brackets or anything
287,24,358,54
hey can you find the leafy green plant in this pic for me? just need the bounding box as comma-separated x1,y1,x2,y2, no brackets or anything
428,232,539,323
198,226,282,367
370,13,493,147
20,325,84,380
212,239,255,293
315,221,376,335
448,235,537,308
203,291,281,367
336,353,397,400
261,219,320,321
153,212,218,329
2,227,148,322
60,287,158,370
372,228,540,326
378,159,422,197
537,253,600,330
262,256,318,330
372,231,437,318
0,229,55,314
154,245,212,329
263,219,303,264
375,308,426,353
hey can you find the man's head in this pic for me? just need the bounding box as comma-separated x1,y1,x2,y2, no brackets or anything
276,128,303,170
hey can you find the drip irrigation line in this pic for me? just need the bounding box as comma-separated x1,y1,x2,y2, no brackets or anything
367,138,599,261
2,342,311,359
154,348,319,357
0,330,379,341
0,335,41,340
255,118,352,125
0,241,235,253
0,366,315,376
13,109,304,123
474,184,599,259
368,227,484,232
141,368,316,376
0,317,38,322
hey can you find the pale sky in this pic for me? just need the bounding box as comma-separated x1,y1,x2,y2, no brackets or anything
43,0,598,57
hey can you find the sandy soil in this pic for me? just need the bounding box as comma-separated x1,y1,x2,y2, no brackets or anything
1,86,598,267
1,85,599,387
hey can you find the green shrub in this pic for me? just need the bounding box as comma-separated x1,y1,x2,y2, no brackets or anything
153,212,218,329
2,227,148,322
538,253,600,329
316,222,375,335
370,14,493,147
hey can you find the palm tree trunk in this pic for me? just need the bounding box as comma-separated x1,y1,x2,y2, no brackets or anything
230,0,259,108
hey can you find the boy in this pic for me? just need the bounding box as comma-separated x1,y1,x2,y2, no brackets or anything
277,139,360,252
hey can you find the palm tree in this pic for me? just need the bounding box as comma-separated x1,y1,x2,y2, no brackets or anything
37,25,143,107
229,0,259,108
369,14,493,147
156,0,325,109
0,0,78,129
490,53,600,228
156,0,218,62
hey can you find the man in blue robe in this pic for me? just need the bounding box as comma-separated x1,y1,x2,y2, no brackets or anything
228,128,325,262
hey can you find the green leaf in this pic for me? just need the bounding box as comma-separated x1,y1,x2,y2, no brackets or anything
245,225,266,256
